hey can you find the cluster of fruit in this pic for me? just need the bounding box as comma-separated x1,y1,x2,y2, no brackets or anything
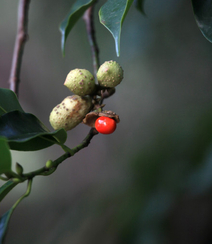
49,60,123,134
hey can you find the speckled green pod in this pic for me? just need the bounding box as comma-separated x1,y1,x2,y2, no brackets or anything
64,69,96,96
96,60,124,88
49,95,92,131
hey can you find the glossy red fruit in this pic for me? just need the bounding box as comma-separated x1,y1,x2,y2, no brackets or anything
95,116,116,134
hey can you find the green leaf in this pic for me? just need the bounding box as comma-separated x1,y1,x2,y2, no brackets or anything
60,0,97,55
0,209,13,244
0,181,17,202
99,0,133,56
192,0,212,43
134,0,145,14
0,88,67,151
0,111,67,151
0,137,12,174
0,179,32,243
0,88,24,116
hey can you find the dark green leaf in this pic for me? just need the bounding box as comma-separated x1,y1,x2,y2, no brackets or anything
60,0,97,55
0,137,12,174
0,181,17,202
0,111,67,151
192,0,212,42
0,179,32,243
99,0,133,56
134,0,145,14
0,88,24,116
0,209,13,244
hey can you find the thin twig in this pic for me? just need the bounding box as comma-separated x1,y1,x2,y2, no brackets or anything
10,128,98,182
9,0,31,96
83,5,100,78
71,127,98,154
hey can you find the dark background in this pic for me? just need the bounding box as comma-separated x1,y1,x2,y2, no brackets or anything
1,0,212,243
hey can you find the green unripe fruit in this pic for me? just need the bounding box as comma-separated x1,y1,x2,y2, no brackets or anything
97,60,124,88
49,95,92,131
64,69,96,96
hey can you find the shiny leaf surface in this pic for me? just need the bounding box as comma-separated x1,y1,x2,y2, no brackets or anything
99,0,133,56
0,88,24,116
60,0,97,55
0,111,67,151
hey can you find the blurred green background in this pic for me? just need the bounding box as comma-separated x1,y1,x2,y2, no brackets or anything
1,0,212,243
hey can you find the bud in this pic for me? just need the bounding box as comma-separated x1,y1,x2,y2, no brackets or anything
16,162,23,175
45,160,54,169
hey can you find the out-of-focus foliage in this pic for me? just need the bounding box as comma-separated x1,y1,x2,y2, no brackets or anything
192,0,212,43
134,0,145,14
0,208,14,243
0,181,17,203
0,137,11,174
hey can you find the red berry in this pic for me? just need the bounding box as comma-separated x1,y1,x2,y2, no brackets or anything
95,116,116,134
